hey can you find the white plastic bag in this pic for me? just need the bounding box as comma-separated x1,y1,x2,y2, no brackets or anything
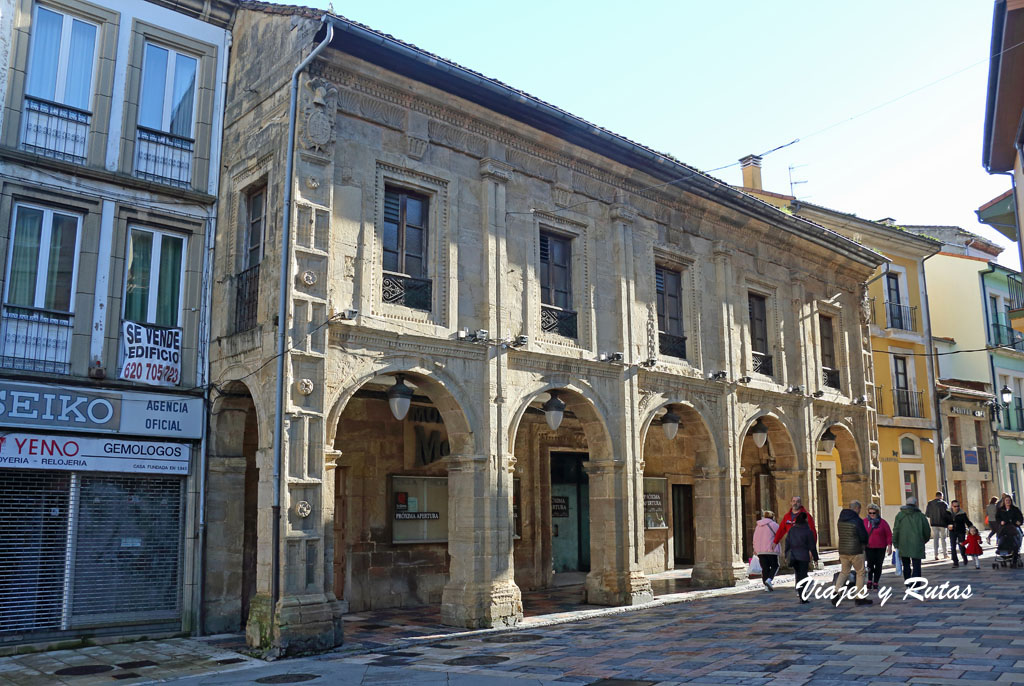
892,548,902,576
748,556,762,575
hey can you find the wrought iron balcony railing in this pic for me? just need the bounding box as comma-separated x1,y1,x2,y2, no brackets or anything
822,367,841,390
540,305,577,339
884,301,918,332
0,305,73,374
234,264,259,333
658,332,687,359
991,322,1024,352
891,388,925,418
950,445,963,472
1009,274,1024,312
978,447,990,472
20,96,90,164
382,272,432,311
752,351,773,376
1014,402,1024,432
135,126,193,188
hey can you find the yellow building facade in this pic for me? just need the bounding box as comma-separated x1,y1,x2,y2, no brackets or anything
740,158,941,526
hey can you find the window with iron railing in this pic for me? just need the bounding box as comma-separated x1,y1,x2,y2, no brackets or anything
382,188,432,312
991,321,1024,352
891,388,925,418
656,266,686,359
20,7,98,164
748,293,772,377
819,314,839,390
1014,399,1024,432
135,43,198,187
950,445,963,472
978,447,990,472
234,264,259,333
540,232,576,338
884,301,918,331
1009,275,1024,312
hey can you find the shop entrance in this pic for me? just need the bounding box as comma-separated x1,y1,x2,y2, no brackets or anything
672,484,695,566
550,452,589,573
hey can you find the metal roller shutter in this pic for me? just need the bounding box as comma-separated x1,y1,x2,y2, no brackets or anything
0,470,72,635
70,474,184,628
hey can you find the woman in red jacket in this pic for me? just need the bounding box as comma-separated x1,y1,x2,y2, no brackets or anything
863,503,892,591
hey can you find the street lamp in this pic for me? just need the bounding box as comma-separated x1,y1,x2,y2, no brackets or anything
542,391,565,431
818,426,837,454
386,374,414,421
750,418,769,448
661,405,681,440
1001,384,1013,407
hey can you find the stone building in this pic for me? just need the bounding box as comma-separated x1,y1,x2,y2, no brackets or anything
206,4,885,654
0,0,233,647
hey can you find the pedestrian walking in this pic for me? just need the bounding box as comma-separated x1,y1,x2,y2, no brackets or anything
753,510,781,591
773,495,817,546
986,496,1001,544
995,493,1024,544
948,499,973,569
965,526,983,569
833,500,873,606
863,503,892,590
925,491,950,559
892,496,931,580
783,511,819,603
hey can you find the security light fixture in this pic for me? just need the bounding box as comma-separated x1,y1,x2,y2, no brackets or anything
786,385,805,394
750,418,769,448
661,405,681,440
542,391,566,431
473,329,489,342
599,352,624,363
1001,384,1013,406
708,370,727,381
339,308,359,320
738,376,752,384
818,426,837,454
386,374,414,421
812,390,825,398
457,328,469,340
640,357,658,368
513,334,529,348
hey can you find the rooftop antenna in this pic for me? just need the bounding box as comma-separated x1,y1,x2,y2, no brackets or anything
788,164,809,198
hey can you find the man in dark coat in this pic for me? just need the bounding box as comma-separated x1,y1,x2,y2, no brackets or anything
948,499,973,568
833,500,872,606
925,491,949,559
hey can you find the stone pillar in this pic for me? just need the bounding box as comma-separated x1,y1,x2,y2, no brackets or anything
584,460,654,605
839,473,870,509
692,462,746,586
441,453,523,628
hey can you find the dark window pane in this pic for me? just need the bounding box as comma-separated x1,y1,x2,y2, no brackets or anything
819,315,835,369
382,249,399,273
405,197,423,226
382,221,399,253
748,293,767,354
405,227,423,258
405,256,422,279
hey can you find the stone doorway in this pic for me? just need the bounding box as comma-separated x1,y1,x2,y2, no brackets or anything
550,451,589,573
672,484,695,566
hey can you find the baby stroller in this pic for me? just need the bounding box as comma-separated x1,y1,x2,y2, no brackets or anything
992,524,1023,568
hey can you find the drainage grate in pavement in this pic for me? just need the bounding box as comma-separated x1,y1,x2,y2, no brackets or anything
116,661,157,669
54,665,116,676
587,680,657,686
481,633,544,644
254,675,320,684
216,657,246,665
443,655,510,666
111,673,141,680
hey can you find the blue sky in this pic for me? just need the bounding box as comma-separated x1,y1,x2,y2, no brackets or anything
279,0,1018,267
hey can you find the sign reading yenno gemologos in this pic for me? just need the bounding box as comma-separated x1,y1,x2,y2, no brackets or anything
0,433,189,474
120,321,182,387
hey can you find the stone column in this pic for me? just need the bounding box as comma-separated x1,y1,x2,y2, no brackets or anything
441,453,523,628
692,461,745,586
839,473,870,509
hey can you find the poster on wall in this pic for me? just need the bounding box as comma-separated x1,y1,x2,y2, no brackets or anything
965,450,978,465
552,495,569,518
643,477,668,529
120,321,182,387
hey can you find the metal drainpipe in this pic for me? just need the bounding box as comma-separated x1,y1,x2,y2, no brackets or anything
921,250,948,499
271,16,334,635
981,264,1006,496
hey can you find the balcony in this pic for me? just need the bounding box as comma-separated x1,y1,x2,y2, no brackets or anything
752,351,773,376
20,96,90,164
822,367,841,390
1008,275,1024,335
991,321,1024,352
0,305,73,375
891,388,925,418
234,264,259,333
382,272,432,312
1013,401,1024,432
134,127,193,188
658,332,687,359
883,300,918,332
540,305,577,339
950,445,963,472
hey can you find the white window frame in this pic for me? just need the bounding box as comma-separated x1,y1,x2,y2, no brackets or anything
138,41,199,139
25,4,99,110
122,226,188,328
3,202,82,314
900,463,925,506
899,433,920,457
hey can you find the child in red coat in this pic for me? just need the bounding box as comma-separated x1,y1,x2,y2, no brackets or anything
965,526,983,569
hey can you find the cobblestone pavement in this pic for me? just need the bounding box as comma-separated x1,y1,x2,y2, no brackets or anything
3,549,1018,685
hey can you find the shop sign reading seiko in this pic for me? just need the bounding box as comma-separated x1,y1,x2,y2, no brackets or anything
0,434,189,474
0,380,202,439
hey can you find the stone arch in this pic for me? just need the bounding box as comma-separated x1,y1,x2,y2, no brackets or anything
739,410,800,472
738,411,802,559
638,398,720,465
506,380,616,463
325,355,480,457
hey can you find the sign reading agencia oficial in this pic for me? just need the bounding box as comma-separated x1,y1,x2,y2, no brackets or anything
0,380,203,439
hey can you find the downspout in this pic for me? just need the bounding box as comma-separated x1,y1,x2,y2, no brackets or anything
272,16,333,634
921,250,947,498
981,264,1004,496
198,25,233,638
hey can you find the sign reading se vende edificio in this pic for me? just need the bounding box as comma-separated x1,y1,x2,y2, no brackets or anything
120,321,182,387
0,433,189,474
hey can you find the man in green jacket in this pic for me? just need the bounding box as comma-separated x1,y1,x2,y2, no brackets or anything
892,496,931,580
